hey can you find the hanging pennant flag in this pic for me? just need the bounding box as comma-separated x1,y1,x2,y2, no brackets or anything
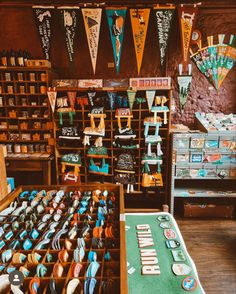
82,9,102,74
177,64,192,112
154,4,175,69
130,9,150,75
178,4,198,69
218,35,236,88
127,89,137,110
67,91,77,110
87,91,96,107
58,7,79,63
107,91,117,110
206,36,218,89
47,87,57,113
106,8,127,73
146,90,156,112
33,6,54,60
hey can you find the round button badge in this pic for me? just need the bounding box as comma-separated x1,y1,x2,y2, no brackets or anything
182,276,198,291
8,270,24,286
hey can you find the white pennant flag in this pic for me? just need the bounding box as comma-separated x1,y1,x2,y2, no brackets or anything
146,90,156,111
82,8,102,74
47,87,57,113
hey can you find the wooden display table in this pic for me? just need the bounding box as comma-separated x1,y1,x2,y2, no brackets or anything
5,155,53,185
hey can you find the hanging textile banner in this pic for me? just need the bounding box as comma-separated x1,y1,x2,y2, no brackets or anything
154,4,175,69
146,90,156,112
87,91,96,107
218,34,236,88
178,5,198,68
127,89,137,110
67,91,77,110
33,6,54,60
47,87,57,113
130,9,150,75
82,8,102,74
107,91,117,110
58,7,79,63
106,8,127,73
177,64,192,112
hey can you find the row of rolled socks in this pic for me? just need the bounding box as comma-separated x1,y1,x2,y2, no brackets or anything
0,189,120,293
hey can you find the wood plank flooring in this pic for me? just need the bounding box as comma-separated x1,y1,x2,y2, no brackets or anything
177,219,236,294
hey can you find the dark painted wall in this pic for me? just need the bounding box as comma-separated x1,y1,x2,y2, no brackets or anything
0,7,235,126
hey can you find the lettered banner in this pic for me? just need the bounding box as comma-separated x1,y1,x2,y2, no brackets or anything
178,5,198,67
154,5,175,68
33,6,54,60
82,8,102,74
106,8,127,73
130,9,150,75
58,7,79,63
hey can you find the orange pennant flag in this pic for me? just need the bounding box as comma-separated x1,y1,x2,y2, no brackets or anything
130,9,150,75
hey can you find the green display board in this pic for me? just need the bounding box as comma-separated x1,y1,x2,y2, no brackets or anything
125,212,205,294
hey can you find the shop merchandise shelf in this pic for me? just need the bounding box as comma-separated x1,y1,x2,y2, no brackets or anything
170,132,236,216
53,86,172,203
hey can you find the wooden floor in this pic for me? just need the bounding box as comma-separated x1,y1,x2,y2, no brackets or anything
177,219,236,294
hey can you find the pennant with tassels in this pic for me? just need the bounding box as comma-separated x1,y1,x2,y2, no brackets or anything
107,92,117,110
146,90,156,112
130,9,150,75
178,4,199,70
58,7,79,63
106,8,127,73
177,64,192,112
127,89,137,110
47,87,57,113
33,6,54,60
82,8,102,74
67,91,77,110
154,4,175,69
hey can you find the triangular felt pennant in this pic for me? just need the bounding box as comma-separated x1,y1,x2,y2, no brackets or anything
87,91,96,107
130,9,150,75
67,91,77,110
177,75,192,112
154,5,175,68
58,7,79,63
178,5,198,68
146,90,156,111
47,88,57,113
106,8,127,73
107,91,117,110
33,6,54,60
218,35,236,88
206,36,218,89
127,89,136,110
82,9,102,74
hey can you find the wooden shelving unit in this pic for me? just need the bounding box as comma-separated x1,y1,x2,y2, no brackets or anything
0,66,54,155
54,86,172,203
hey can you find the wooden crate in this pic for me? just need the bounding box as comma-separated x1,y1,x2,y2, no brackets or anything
0,184,127,294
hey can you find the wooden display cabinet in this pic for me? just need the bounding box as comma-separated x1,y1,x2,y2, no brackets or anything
0,183,127,294
53,86,172,204
0,66,54,156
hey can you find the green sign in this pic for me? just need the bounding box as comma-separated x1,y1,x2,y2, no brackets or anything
125,212,205,294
